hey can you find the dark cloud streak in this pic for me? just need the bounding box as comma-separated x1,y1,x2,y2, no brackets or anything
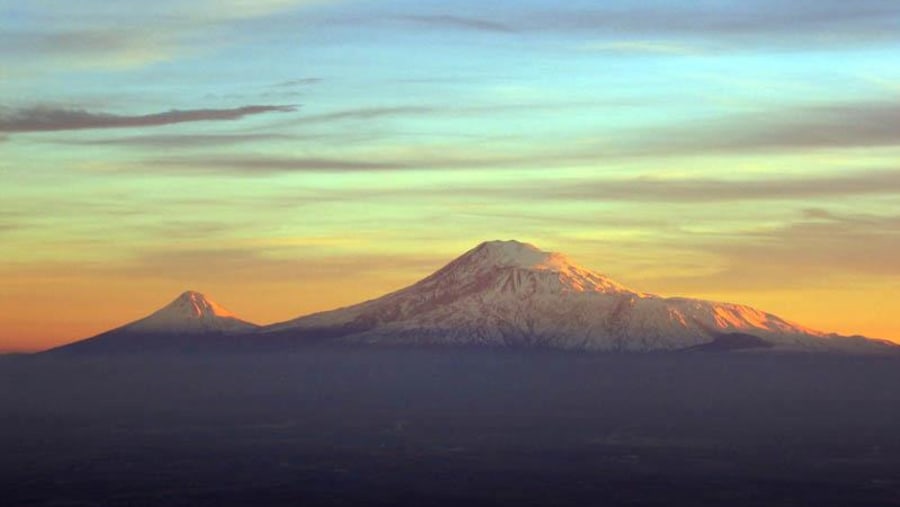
58,133,296,148
152,156,409,174
0,105,297,133
398,15,515,33
272,78,323,87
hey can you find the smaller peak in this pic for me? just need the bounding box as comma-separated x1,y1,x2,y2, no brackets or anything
176,290,209,301
121,289,254,334
163,290,236,319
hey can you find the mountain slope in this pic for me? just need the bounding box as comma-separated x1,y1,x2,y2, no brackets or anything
47,291,258,354
266,240,894,353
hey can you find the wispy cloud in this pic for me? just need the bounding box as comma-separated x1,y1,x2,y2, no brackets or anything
272,78,324,87
151,156,408,174
249,167,897,202
381,2,898,51
0,29,183,70
1,0,333,71
148,156,900,202
502,169,900,203
629,100,900,155
397,15,515,33
140,145,578,175
0,105,297,133
0,223,19,234
550,207,900,297
271,100,638,131
522,1,898,49
580,40,700,56
57,132,297,148
298,106,438,123
699,209,900,284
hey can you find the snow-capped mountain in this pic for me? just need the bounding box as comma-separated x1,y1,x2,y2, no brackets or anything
126,290,257,335
48,291,258,354
265,240,894,353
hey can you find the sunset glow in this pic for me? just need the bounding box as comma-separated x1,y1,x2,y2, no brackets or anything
1,1,899,351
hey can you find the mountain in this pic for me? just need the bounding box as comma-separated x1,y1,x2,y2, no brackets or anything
44,242,896,355
264,240,895,353
47,291,258,354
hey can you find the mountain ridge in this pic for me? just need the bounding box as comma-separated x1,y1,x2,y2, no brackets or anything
46,240,897,355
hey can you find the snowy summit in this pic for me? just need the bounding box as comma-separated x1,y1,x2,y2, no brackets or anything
428,240,633,294
126,290,255,334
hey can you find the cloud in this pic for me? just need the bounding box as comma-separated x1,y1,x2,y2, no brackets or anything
397,15,515,33
505,169,900,203
372,2,897,51
0,29,182,70
299,106,438,123
142,145,582,175
272,78,324,87
290,102,604,124
256,105,444,133
142,221,239,240
580,40,700,55
630,100,900,155
581,40,701,55
2,1,332,71
520,1,898,49
552,207,900,297
246,167,893,202
0,105,297,133
243,166,893,202
151,156,408,174
164,158,900,204
22,0,330,24
57,132,297,148
700,209,900,283
212,0,900,52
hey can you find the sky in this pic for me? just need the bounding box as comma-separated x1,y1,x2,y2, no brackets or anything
1,0,899,351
